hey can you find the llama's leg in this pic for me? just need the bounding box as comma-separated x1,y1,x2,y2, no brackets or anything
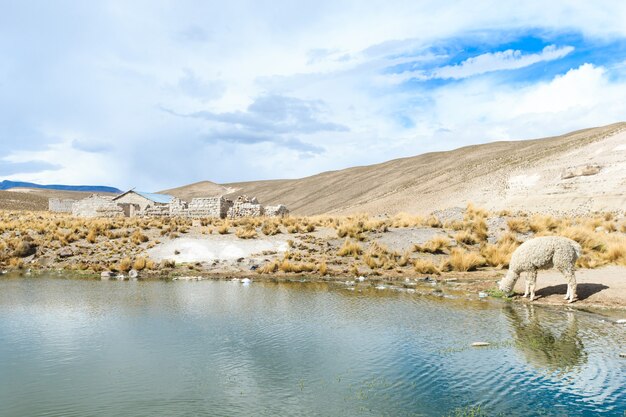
528,270,538,301
523,277,530,298
564,269,577,303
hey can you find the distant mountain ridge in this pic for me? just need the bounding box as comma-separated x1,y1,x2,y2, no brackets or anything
164,122,626,215
0,180,121,194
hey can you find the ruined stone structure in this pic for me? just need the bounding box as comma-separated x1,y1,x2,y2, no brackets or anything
264,204,289,217
48,198,77,213
71,195,124,218
227,195,264,218
55,190,288,219
187,196,232,218
113,190,173,212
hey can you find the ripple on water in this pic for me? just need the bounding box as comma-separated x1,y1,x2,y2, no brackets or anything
0,277,624,417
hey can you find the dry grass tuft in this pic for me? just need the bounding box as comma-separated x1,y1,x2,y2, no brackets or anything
413,258,440,274
414,235,450,254
337,239,362,257
217,221,230,235
133,257,147,271
454,230,477,245
443,249,485,272
118,257,132,272
236,226,258,239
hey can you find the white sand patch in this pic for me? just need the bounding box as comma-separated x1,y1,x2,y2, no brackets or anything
148,236,289,263
613,144,626,151
508,174,540,190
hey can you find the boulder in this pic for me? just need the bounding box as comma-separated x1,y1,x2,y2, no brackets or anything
58,247,74,258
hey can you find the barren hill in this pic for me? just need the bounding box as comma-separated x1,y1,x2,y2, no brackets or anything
170,122,626,215
161,181,233,202
0,188,118,211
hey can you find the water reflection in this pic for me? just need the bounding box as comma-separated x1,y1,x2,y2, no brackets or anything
505,304,587,372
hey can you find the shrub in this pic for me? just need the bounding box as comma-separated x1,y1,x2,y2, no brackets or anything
507,218,530,233
261,221,281,236
133,257,147,271
118,257,132,272
444,249,485,272
217,222,230,235
415,235,450,254
13,240,36,257
454,230,477,245
258,260,279,274
236,226,258,239
319,260,328,275
413,258,440,274
480,240,519,268
337,239,362,257
131,230,149,245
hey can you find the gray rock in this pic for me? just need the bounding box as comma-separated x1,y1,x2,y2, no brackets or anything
100,271,114,280
58,247,74,258
129,269,139,279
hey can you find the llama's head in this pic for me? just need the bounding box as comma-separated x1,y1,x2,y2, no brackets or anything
498,269,518,294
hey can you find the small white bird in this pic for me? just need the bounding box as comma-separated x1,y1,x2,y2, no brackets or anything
241,278,252,285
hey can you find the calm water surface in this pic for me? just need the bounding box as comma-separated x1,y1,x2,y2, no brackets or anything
0,276,624,417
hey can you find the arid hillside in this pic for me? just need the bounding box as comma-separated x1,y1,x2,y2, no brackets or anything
160,181,234,202
164,123,626,215
0,188,118,211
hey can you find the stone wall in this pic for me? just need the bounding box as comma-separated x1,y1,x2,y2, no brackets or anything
68,192,288,219
113,192,154,212
264,204,289,217
187,196,232,218
49,198,76,213
144,205,169,217
169,197,188,217
71,195,123,218
228,202,264,218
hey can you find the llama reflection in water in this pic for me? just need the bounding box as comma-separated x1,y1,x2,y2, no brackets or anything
505,305,587,372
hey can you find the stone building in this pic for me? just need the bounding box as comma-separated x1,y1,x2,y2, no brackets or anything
187,196,233,218
71,195,124,218
112,190,174,217
49,198,77,213
55,189,288,219
265,204,289,217
227,195,264,218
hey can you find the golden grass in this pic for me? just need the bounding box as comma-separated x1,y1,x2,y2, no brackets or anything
414,235,450,254
235,226,258,239
480,240,519,268
507,218,531,233
133,257,147,271
454,230,477,245
258,260,279,274
413,258,440,274
118,257,132,272
217,221,230,235
442,249,485,272
261,221,281,236
279,260,315,273
337,239,362,257
319,259,328,275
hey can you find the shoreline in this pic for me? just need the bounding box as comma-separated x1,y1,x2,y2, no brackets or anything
4,265,625,312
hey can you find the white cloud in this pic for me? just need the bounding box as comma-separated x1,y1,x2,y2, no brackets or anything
430,45,574,80
1,1,626,189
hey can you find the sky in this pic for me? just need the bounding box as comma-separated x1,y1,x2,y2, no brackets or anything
1,1,626,191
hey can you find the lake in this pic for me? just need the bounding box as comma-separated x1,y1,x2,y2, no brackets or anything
0,276,624,416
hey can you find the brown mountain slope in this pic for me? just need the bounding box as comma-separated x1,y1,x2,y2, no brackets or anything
0,188,118,211
173,122,626,215
161,181,232,202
